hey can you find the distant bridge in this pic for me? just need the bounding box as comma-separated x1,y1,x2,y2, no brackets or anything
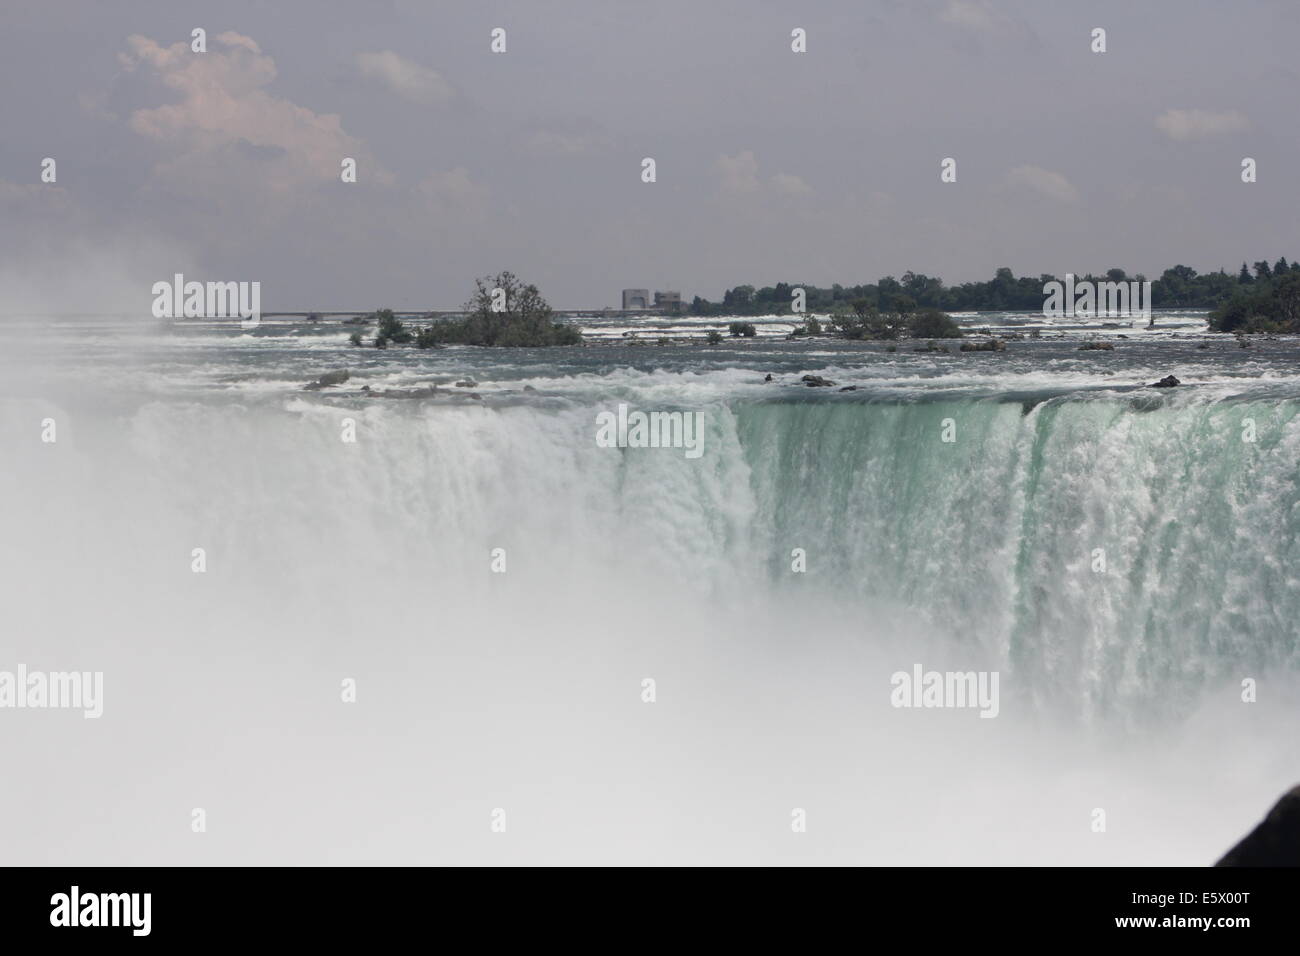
259,310,676,320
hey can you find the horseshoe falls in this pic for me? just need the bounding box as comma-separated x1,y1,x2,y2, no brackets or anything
2,316,1298,865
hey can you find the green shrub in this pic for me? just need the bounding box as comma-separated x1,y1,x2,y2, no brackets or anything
908,309,961,338
374,309,412,344
419,273,581,347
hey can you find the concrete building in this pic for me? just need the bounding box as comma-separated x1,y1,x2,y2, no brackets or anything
622,289,685,313
654,291,683,314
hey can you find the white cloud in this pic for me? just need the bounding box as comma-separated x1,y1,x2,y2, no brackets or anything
1005,164,1079,203
0,180,72,210
940,1,998,32
769,172,812,196
416,168,489,217
937,1,1035,45
355,51,454,106
1155,108,1250,142
716,151,811,196
717,151,761,192
120,32,370,191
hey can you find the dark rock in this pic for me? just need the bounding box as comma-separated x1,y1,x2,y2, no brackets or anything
960,338,1006,352
764,373,773,382
303,369,349,390
342,315,370,325
1150,375,1181,388
523,385,537,392
1197,340,1210,349
801,374,836,387
455,380,478,388
839,385,858,391
1078,341,1114,351
371,386,437,399
1216,785,1300,866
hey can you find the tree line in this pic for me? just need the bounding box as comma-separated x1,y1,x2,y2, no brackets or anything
689,260,1300,318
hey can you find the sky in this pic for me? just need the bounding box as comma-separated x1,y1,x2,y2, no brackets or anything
1,0,1298,311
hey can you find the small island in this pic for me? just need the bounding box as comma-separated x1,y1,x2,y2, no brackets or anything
350,271,582,349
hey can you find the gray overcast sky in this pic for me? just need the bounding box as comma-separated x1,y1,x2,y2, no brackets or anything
2,0,1298,311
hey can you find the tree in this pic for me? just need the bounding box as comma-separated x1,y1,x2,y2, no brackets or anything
1278,272,1300,327
835,298,871,339
909,309,961,338
832,299,911,340
688,259,1300,317
729,321,757,337
1210,271,1300,333
374,309,411,345
723,285,755,311
419,272,580,346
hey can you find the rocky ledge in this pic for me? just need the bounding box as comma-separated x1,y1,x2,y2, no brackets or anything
1216,785,1300,866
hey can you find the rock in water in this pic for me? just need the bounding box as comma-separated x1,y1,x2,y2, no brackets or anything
1150,375,1181,388
370,386,437,399
800,374,836,387
959,338,1005,352
1216,786,1300,866
304,369,350,390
